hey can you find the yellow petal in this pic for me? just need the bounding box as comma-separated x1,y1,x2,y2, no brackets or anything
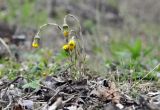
32,41,39,48
63,30,69,37
62,44,69,51
68,39,76,50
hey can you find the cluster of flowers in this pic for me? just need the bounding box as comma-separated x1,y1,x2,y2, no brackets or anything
32,22,76,53
62,23,76,52
31,14,84,78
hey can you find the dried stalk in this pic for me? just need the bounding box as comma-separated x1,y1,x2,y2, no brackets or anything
0,37,13,58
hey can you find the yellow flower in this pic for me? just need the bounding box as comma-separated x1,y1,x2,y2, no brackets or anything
63,30,69,37
68,39,76,51
32,40,39,48
62,44,69,51
63,23,69,37
32,36,40,48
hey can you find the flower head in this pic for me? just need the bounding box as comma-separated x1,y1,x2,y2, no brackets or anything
32,41,39,48
63,30,69,37
68,39,76,51
63,23,69,37
62,44,69,51
32,35,40,48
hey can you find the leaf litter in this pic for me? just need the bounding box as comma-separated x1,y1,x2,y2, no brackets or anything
1,72,160,110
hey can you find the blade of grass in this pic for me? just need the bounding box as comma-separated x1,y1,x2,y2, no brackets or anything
131,63,160,88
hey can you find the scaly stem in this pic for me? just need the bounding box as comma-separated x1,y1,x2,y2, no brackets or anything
36,23,62,36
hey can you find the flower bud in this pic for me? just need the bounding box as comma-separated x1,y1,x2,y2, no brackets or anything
63,23,69,30
68,39,76,51
63,23,69,37
62,44,69,52
32,35,40,48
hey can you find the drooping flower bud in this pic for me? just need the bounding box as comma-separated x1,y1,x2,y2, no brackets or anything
63,23,69,37
32,35,40,48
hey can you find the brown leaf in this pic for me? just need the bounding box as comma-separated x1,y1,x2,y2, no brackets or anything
90,81,120,104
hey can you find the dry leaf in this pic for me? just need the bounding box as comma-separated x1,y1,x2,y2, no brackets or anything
90,81,120,104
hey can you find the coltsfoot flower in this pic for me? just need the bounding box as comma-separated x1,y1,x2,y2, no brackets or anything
63,23,69,37
32,35,40,48
62,44,69,51
68,39,76,51
32,41,39,48
63,30,69,37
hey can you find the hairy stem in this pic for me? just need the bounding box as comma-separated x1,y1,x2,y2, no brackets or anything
36,23,62,36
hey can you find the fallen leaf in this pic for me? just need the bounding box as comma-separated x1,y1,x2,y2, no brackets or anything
90,80,120,104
